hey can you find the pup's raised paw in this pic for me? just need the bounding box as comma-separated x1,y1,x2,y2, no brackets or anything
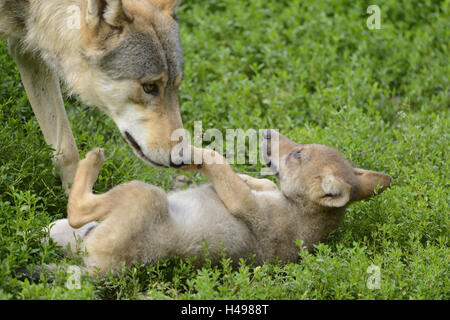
85,148,105,168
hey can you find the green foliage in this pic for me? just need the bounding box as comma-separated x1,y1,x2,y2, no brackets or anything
0,0,448,299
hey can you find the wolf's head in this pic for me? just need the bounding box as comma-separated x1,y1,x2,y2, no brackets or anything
74,0,184,167
262,130,391,208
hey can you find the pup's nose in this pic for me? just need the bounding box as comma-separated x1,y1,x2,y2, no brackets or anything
262,129,272,140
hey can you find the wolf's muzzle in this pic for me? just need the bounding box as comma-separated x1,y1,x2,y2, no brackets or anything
124,131,185,169
124,131,166,167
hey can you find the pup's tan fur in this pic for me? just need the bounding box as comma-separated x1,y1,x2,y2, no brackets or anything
49,131,391,274
1,0,184,191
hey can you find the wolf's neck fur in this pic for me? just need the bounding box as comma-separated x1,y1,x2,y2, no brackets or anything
20,0,87,93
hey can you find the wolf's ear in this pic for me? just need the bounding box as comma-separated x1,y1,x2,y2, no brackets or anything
352,168,391,201
150,0,181,16
86,0,132,29
315,174,352,208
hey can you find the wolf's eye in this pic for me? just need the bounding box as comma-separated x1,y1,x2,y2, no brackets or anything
142,83,159,96
295,150,302,160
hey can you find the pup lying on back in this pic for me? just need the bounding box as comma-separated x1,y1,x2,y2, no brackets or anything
49,130,391,274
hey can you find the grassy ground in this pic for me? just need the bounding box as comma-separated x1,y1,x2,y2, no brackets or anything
0,0,448,299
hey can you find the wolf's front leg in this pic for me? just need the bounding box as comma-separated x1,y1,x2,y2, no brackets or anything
9,39,79,193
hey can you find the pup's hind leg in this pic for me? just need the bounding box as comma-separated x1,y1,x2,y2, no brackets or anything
83,183,171,274
68,147,146,228
67,148,109,228
67,148,172,273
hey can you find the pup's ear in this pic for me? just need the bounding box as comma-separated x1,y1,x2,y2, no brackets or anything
149,0,181,16
352,168,392,201
86,0,132,29
315,174,352,208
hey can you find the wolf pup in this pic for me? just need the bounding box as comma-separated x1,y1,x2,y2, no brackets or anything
48,130,391,274
0,0,184,191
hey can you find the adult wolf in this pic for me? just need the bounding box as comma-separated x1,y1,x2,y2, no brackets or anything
0,0,184,191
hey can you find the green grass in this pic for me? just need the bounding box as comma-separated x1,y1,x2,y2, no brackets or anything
0,0,449,299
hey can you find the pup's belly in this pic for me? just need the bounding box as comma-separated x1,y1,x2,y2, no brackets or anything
167,184,256,260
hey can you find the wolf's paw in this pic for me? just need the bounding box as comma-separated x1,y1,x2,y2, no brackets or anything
85,148,105,168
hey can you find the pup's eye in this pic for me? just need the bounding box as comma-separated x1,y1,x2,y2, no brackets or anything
295,150,302,160
142,83,159,96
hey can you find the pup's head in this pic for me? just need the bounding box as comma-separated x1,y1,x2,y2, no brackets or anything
75,0,184,167
262,130,391,208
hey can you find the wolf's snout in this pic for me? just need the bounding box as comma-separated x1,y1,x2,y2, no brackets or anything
124,131,169,168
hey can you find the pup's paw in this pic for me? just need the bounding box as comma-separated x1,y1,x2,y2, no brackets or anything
177,146,205,172
85,148,105,167
237,174,278,191
258,179,278,191
238,174,251,184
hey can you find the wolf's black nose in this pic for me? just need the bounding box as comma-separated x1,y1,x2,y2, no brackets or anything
169,156,186,168
169,161,185,169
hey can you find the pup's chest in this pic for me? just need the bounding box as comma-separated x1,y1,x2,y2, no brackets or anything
167,184,230,225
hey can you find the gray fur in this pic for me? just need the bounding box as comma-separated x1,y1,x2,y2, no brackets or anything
100,25,183,86
0,0,29,37
157,22,184,87
100,32,166,81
